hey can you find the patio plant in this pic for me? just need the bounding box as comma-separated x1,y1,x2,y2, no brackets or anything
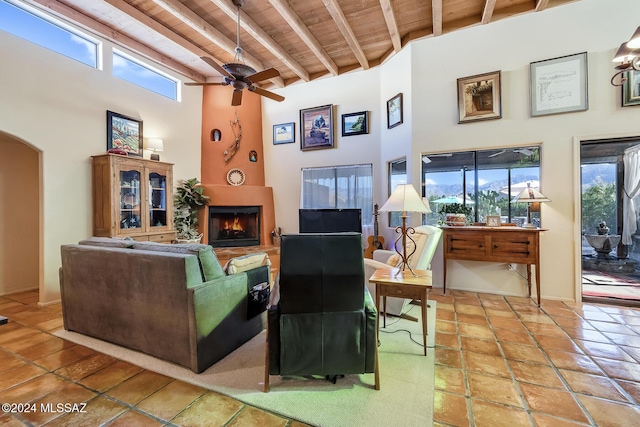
174,178,210,242
438,202,473,225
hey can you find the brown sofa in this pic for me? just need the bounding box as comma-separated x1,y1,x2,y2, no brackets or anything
59,237,269,373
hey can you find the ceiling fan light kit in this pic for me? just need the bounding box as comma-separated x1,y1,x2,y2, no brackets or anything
184,0,284,106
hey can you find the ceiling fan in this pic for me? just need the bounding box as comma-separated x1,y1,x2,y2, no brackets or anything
488,148,535,158
184,0,284,106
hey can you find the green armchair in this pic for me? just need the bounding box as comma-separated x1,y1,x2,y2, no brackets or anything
264,233,379,391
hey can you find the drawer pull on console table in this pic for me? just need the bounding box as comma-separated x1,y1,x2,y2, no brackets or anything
442,226,545,306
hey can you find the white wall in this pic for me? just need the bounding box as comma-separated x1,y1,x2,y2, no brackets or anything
0,23,202,303
263,0,640,301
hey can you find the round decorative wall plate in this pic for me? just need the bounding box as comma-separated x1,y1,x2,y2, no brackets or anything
226,168,246,186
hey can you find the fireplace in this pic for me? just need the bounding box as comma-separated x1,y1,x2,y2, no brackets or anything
208,206,261,247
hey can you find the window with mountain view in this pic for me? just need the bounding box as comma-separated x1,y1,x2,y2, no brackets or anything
421,147,541,226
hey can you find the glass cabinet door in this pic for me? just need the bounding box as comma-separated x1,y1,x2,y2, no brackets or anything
148,171,167,228
119,169,142,231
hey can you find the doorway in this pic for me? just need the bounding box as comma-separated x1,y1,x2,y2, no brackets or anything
580,137,640,304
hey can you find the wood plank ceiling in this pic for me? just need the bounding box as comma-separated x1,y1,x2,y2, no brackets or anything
24,0,580,87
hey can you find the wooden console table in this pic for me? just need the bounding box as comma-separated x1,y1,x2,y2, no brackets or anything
442,226,545,306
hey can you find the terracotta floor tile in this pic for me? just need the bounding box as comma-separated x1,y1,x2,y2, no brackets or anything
500,342,548,365
435,347,462,368
460,336,502,357
434,365,466,394
137,380,207,421
0,413,24,427
601,331,640,348
471,399,530,427
436,320,457,334
561,327,612,344
558,369,630,402
519,382,589,423
467,372,523,407
588,320,637,335
21,382,97,426
106,409,164,427
509,360,565,389
531,413,593,427
455,304,485,316
45,395,127,427
230,406,290,427
0,326,40,345
429,293,453,304
553,315,595,330
79,360,143,392
436,309,456,321
0,373,66,404
545,350,604,375
35,317,65,332
458,323,494,339
15,336,74,360
542,306,582,318
578,394,640,426
34,345,95,371
2,331,57,353
54,352,116,381
0,363,46,392
0,352,27,375
463,351,510,378
433,390,470,426
106,370,174,405
456,313,489,326
576,340,637,362
489,317,527,331
485,308,517,318
535,334,584,354
520,313,555,324
593,357,640,382
616,379,640,405
526,323,569,336
169,391,243,426
436,301,455,312
493,328,535,345
435,332,460,349
580,311,617,322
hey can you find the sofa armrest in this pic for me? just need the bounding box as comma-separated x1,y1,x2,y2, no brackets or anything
373,249,395,263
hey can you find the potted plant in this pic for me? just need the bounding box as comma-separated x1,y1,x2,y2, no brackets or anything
438,203,473,226
174,178,210,243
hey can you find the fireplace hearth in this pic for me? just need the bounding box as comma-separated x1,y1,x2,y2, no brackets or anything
209,206,260,247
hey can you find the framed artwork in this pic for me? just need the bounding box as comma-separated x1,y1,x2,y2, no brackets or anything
387,93,403,129
530,52,588,116
457,71,502,123
342,111,368,136
107,110,143,157
622,70,640,107
300,105,333,151
273,122,295,144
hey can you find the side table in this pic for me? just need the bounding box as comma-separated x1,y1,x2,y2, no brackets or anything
368,268,432,356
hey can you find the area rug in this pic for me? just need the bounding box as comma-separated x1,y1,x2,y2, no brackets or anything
55,301,437,427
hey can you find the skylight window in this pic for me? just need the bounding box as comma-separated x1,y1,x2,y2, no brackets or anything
0,0,99,68
112,50,180,101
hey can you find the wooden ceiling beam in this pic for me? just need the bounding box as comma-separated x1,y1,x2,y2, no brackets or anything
536,0,550,11
322,0,369,70
268,0,338,76
482,0,497,24
210,0,309,82
379,0,401,53
432,0,443,37
20,0,205,81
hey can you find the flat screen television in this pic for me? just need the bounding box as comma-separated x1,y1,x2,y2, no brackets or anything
299,208,362,233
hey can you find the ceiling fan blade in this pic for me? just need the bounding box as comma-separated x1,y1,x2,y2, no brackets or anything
248,86,285,102
488,150,506,158
200,56,235,80
231,89,243,106
184,82,226,86
245,68,280,84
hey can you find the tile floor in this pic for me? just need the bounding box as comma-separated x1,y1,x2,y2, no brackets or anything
1,289,640,426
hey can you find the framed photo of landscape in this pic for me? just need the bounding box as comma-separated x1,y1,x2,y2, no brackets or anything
107,110,143,157
273,122,295,144
300,104,333,151
387,93,403,129
341,111,368,136
530,52,588,116
457,71,502,123
622,69,640,107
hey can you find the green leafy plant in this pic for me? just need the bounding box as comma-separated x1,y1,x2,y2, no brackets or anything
437,203,473,225
174,178,210,240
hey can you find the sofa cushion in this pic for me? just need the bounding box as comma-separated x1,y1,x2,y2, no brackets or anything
131,242,225,281
224,252,271,274
78,236,135,248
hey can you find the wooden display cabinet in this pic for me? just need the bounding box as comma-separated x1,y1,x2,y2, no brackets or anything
92,154,175,242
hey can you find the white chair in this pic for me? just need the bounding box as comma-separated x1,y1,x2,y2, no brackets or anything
364,225,443,316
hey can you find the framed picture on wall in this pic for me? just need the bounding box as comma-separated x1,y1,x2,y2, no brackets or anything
622,69,640,106
457,71,502,123
273,122,295,144
300,105,333,151
530,52,588,116
341,111,368,136
107,110,143,157
386,93,403,129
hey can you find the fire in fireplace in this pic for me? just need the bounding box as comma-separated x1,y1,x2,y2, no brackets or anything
209,206,260,247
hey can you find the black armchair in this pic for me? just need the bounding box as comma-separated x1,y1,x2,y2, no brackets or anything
264,233,379,391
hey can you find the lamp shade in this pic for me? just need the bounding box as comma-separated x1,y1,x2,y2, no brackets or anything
613,42,639,63
626,25,640,49
379,184,431,213
146,138,164,152
511,183,551,203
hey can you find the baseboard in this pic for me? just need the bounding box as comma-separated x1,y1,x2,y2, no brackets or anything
37,298,61,307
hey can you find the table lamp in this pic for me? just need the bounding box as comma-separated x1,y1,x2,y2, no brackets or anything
146,138,164,161
511,182,550,228
379,184,431,275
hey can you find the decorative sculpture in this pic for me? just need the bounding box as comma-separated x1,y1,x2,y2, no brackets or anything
224,112,242,163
